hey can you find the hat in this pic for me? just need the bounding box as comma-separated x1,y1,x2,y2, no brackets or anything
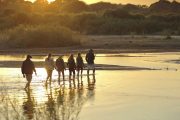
27,55,32,59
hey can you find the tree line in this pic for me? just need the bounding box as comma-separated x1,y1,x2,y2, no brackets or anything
0,0,180,48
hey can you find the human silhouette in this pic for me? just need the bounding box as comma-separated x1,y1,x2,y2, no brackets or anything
56,56,66,85
86,49,95,75
76,53,84,76
67,54,76,88
45,53,54,85
21,55,37,90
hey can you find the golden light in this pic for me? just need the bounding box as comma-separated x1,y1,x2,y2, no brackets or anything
32,86,48,103
27,0,170,5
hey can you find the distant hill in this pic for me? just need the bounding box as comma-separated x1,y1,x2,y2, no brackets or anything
89,2,120,11
88,0,180,14
150,0,180,13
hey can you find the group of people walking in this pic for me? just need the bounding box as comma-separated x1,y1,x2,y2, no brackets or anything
21,49,95,89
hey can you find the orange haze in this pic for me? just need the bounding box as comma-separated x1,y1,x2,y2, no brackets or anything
28,0,180,5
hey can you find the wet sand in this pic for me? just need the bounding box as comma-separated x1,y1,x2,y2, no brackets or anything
0,53,180,120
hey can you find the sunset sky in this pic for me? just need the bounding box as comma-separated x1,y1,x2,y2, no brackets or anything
29,0,180,5
82,0,179,5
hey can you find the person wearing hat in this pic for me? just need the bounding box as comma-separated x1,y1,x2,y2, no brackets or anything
86,49,95,75
21,55,37,89
56,55,66,85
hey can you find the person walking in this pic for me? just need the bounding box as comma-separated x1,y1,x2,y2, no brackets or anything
76,53,84,76
56,56,66,85
86,49,95,75
67,54,76,77
67,54,76,87
45,53,54,84
21,55,37,90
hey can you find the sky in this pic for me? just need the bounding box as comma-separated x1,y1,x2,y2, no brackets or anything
83,0,179,5
29,0,180,5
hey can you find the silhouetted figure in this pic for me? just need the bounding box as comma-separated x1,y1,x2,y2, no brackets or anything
76,53,84,76
56,56,66,85
67,54,76,88
21,55,37,90
23,89,35,119
86,49,95,75
45,53,54,85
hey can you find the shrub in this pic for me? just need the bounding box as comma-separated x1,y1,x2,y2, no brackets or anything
0,24,81,48
103,9,131,18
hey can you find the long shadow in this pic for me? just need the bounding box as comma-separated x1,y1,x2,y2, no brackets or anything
22,89,35,120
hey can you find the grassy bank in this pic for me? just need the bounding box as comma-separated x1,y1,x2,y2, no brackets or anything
0,35,180,54
0,24,81,48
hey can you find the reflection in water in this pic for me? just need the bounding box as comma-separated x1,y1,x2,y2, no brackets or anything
23,89,35,119
1,53,180,120
69,75,76,88
77,75,83,88
87,75,96,90
45,85,56,119
22,75,96,120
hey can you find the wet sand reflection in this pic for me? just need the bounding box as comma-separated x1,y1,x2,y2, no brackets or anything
22,75,96,120
23,89,35,119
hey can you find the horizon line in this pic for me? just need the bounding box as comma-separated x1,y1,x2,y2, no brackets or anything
25,0,179,6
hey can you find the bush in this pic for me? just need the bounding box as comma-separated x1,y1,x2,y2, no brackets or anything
0,24,81,48
103,9,131,18
11,12,31,25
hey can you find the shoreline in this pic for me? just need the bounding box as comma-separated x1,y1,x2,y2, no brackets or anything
0,61,154,70
0,35,180,54
0,48,180,55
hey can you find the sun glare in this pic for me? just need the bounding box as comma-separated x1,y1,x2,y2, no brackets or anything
47,0,54,2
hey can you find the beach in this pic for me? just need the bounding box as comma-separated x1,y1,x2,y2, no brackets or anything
0,52,180,119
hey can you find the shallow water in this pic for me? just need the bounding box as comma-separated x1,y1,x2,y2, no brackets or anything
0,52,180,120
